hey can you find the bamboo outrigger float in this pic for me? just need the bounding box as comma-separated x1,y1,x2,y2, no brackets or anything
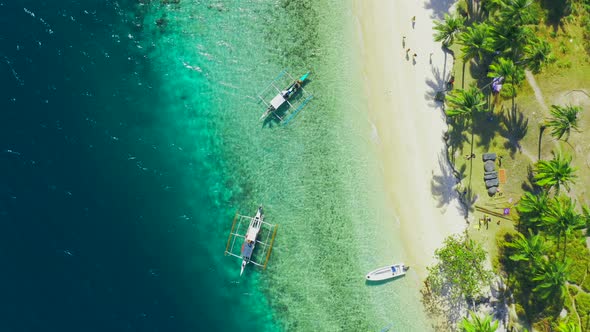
224,206,278,276
257,70,313,125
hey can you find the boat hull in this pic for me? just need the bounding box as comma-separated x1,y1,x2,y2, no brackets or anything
365,263,407,281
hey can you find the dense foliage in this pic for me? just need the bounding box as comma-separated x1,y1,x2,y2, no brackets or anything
426,234,493,303
432,0,590,329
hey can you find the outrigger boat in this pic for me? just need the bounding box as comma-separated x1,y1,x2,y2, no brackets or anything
257,70,313,124
365,263,409,281
240,206,263,275
225,206,278,276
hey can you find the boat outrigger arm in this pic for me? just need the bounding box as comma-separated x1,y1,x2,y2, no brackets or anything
224,206,278,276
257,70,313,124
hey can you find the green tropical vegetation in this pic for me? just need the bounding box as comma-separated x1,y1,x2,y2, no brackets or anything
546,105,583,141
506,231,547,265
460,311,499,332
434,13,466,48
427,0,590,330
426,234,493,303
534,152,577,194
515,191,549,230
423,234,494,330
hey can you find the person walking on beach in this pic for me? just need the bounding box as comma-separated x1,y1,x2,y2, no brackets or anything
411,16,416,28
402,36,406,47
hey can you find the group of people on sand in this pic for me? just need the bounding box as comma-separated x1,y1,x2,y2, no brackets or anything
403,16,434,64
403,17,418,62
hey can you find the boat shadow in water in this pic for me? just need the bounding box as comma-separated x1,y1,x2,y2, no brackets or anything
364,275,406,286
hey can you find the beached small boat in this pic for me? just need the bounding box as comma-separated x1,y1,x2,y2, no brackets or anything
257,70,313,124
365,264,409,281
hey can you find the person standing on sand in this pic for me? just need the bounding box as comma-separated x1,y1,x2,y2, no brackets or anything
411,16,416,28
402,36,406,47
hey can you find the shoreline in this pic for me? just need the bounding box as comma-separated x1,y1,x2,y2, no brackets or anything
353,0,466,280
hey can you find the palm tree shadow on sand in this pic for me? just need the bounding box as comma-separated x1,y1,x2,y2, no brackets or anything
424,0,457,19
431,152,464,214
424,64,451,108
445,116,470,165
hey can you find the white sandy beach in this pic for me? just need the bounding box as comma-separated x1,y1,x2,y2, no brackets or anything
353,0,466,279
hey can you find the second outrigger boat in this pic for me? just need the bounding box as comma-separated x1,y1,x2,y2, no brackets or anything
225,206,278,276
257,70,313,124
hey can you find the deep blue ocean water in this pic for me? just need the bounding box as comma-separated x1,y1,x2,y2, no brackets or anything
0,1,278,330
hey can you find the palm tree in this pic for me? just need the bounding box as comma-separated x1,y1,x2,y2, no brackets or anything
516,190,550,230
546,105,583,141
446,87,487,186
532,259,569,301
481,0,503,18
458,23,494,84
488,57,525,108
460,22,494,62
543,196,584,258
507,231,547,266
488,57,524,84
490,23,533,60
557,322,582,332
446,86,487,118
523,38,554,73
497,0,538,26
460,311,499,332
433,14,466,48
534,152,577,195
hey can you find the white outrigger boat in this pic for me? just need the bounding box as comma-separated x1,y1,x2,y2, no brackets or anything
365,263,409,281
257,70,313,125
225,206,278,276
239,207,263,275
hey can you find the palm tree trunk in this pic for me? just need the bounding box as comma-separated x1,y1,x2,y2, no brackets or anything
537,125,546,161
564,232,568,261
462,60,466,89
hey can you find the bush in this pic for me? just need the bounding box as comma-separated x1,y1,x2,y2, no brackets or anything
426,234,494,302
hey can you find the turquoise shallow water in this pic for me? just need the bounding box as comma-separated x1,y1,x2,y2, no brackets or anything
138,1,432,330
1,0,431,330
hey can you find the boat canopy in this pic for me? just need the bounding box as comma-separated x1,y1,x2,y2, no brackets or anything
270,93,286,110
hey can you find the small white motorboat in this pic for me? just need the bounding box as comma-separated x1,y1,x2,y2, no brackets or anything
365,263,409,281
